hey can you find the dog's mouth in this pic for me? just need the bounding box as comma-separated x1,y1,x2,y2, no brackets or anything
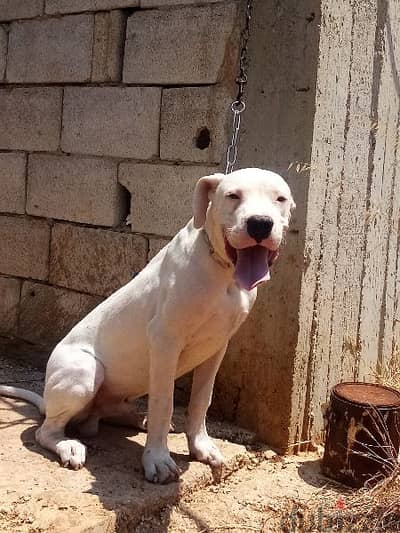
225,238,279,291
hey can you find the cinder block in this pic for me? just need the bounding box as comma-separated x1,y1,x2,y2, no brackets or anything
0,216,50,280
50,224,147,296
0,26,6,80
0,153,26,214
0,88,62,151
46,0,138,15
62,87,161,158
91,10,125,82
141,0,220,5
19,281,102,347
148,237,170,261
123,2,239,84
119,163,216,236
161,87,231,163
7,15,93,83
0,276,20,335
27,155,124,227
0,0,43,22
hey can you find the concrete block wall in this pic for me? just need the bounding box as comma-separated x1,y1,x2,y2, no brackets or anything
0,0,240,347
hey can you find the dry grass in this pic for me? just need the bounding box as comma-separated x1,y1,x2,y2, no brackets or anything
375,352,400,391
299,473,400,532
344,471,400,532
351,355,400,531
321,353,400,532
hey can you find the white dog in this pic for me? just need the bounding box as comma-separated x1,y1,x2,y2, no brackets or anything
0,168,294,484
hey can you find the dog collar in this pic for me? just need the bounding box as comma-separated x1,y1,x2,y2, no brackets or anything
201,229,232,270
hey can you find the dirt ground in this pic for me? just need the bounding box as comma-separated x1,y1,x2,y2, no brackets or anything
135,454,348,533
0,352,347,533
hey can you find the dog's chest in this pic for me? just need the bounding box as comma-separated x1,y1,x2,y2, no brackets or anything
205,284,253,333
222,283,255,330
178,285,255,370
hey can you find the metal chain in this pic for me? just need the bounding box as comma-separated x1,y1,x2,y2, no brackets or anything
225,0,253,174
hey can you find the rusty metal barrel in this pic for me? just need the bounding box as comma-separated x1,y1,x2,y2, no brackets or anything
322,382,400,488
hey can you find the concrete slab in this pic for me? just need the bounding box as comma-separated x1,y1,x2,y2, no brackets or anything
0,354,259,532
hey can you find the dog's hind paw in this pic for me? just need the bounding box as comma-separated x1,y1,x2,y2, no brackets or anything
56,439,87,470
189,435,225,467
142,447,181,484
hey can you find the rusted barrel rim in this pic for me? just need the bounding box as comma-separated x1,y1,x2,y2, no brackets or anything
332,382,400,409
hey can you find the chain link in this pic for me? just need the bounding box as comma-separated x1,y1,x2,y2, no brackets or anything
225,0,253,174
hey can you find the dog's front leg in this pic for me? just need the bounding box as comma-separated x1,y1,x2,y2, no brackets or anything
142,324,183,484
185,345,227,467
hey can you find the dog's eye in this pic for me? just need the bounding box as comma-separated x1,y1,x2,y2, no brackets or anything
226,193,240,200
277,196,287,203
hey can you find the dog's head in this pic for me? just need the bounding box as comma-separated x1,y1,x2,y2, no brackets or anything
193,168,295,291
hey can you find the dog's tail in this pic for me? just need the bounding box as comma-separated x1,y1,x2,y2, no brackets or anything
0,385,45,415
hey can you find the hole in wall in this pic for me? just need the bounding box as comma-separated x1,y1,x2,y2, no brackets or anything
124,7,140,16
195,127,211,150
117,183,132,228
30,290,35,297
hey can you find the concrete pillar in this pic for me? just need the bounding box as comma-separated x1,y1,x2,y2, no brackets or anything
215,0,400,452
214,0,321,451
297,0,400,449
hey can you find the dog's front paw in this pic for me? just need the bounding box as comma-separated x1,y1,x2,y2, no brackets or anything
55,439,87,470
188,434,225,467
142,446,181,484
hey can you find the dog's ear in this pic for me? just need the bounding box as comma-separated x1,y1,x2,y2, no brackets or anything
283,195,296,228
290,195,296,215
193,173,224,228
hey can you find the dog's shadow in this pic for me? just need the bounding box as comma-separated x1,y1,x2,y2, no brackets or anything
13,402,194,532
2,368,232,533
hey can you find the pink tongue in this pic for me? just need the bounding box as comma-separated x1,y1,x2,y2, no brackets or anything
234,246,271,291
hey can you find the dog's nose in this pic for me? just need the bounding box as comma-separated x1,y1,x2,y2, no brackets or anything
247,216,274,243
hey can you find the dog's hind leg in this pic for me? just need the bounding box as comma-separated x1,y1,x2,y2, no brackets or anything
35,347,104,470
78,399,175,437
78,399,147,437
101,399,147,430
